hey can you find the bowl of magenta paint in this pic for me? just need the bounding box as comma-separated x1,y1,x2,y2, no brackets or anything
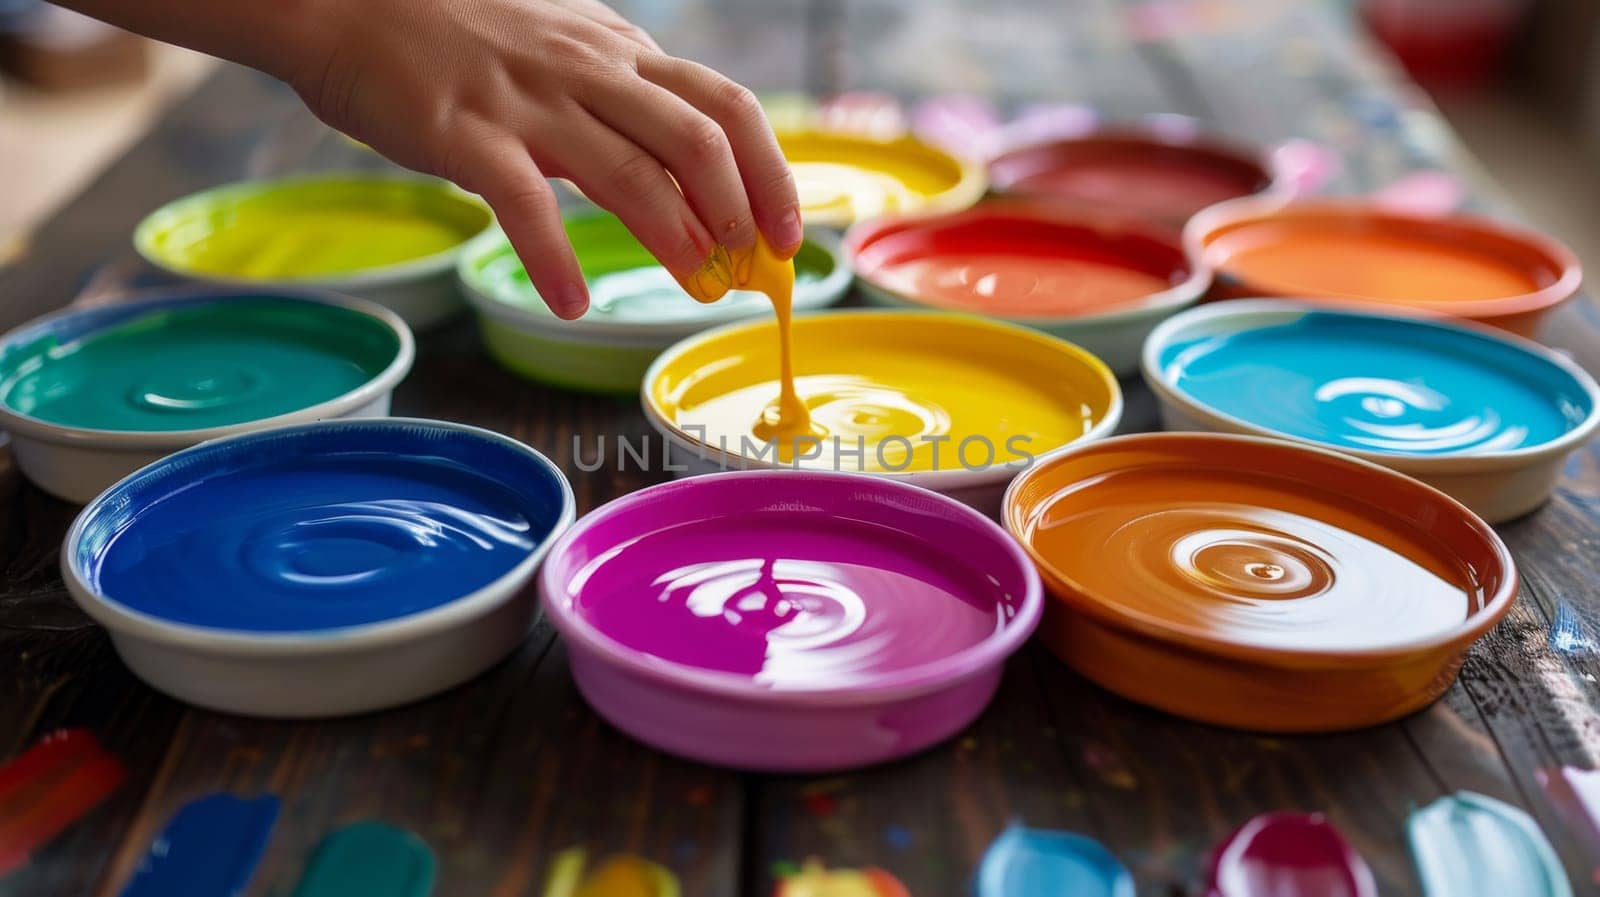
62,418,574,717
539,470,1042,771
135,174,494,329
0,288,413,503
457,213,851,393
1143,300,1600,523
845,201,1209,375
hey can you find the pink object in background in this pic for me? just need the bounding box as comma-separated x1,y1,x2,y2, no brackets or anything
1205,811,1378,897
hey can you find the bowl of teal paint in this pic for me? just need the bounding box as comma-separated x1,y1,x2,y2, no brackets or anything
457,212,851,394
1143,300,1600,522
0,289,413,503
62,418,575,717
135,174,493,329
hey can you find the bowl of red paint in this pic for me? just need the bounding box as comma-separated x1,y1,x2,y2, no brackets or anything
1186,197,1583,337
846,202,1208,374
987,126,1283,228
539,470,1042,772
1004,432,1517,732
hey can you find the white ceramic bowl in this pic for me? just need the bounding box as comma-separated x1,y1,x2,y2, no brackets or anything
1142,300,1600,522
642,309,1124,515
135,174,493,329
61,418,575,717
0,288,414,503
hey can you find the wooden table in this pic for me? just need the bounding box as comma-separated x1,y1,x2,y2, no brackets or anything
4,1,1599,894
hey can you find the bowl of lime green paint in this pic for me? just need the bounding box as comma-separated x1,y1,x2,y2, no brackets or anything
457,212,852,394
0,288,413,503
135,175,492,330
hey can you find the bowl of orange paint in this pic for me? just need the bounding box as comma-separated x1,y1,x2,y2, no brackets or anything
1143,301,1600,523
845,202,1209,375
643,310,1122,515
1185,197,1582,337
1004,432,1517,732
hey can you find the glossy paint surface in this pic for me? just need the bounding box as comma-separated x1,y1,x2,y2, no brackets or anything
0,296,399,432
75,423,568,632
139,177,490,279
118,794,279,897
1204,812,1377,897
778,130,982,226
1157,310,1592,455
1407,792,1573,897
649,312,1115,471
990,135,1270,223
1014,450,1479,650
851,204,1190,317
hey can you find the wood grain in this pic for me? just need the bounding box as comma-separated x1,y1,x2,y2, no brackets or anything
1,1,1598,895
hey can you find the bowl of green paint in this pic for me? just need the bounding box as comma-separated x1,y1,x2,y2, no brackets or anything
135,174,493,329
457,211,852,394
0,288,413,503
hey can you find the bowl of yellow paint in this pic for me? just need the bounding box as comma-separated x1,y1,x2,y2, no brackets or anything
135,174,493,329
0,288,413,503
779,128,987,228
642,309,1122,514
457,214,851,394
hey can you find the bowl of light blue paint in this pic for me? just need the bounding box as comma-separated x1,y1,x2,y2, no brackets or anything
62,418,575,717
1142,300,1600,522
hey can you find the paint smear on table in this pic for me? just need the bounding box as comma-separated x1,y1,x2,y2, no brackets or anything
772,860,909,897
1539,767,1600,871
0,729,125,874
119,793,279,897
1407,792,1573,897
977,826,1134,897
1204,811,1376,897
542,847,679,897
290,821,436,897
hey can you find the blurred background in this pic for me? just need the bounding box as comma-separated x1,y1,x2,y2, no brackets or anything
1,0,1597,273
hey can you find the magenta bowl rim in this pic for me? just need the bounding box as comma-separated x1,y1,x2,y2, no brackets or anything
538,469,1044,707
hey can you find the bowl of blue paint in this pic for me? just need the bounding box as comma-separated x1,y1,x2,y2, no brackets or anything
0,288,414,503
61,418,575,717
1143,300,1600,522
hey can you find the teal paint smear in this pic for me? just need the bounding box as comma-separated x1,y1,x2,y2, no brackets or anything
977,826,1135,897
0,298,398,432
119,793,278,897
291,821,436,897
1407,792,1573,897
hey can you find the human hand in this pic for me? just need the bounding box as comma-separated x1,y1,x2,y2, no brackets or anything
287,0,804,318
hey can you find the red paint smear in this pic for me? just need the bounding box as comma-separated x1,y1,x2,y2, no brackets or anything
0,730,125,874
803,793,837,818
1205,811,1376,897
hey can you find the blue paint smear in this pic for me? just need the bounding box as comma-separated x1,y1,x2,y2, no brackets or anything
120,793,279,897
74,421,569,632
1549,601,1598,655
1407,792,1573,897
1159,311,1593,456
977,826,1134,897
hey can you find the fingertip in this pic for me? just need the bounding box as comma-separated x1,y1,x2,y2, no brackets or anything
550,281,589,320
769,207,805,259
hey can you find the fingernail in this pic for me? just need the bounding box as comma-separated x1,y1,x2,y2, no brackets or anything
776,208,805,255
679,246,734,303
553,282,588,320
728,243,755,287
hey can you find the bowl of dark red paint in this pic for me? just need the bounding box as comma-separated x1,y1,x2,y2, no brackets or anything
539,470,1043,772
